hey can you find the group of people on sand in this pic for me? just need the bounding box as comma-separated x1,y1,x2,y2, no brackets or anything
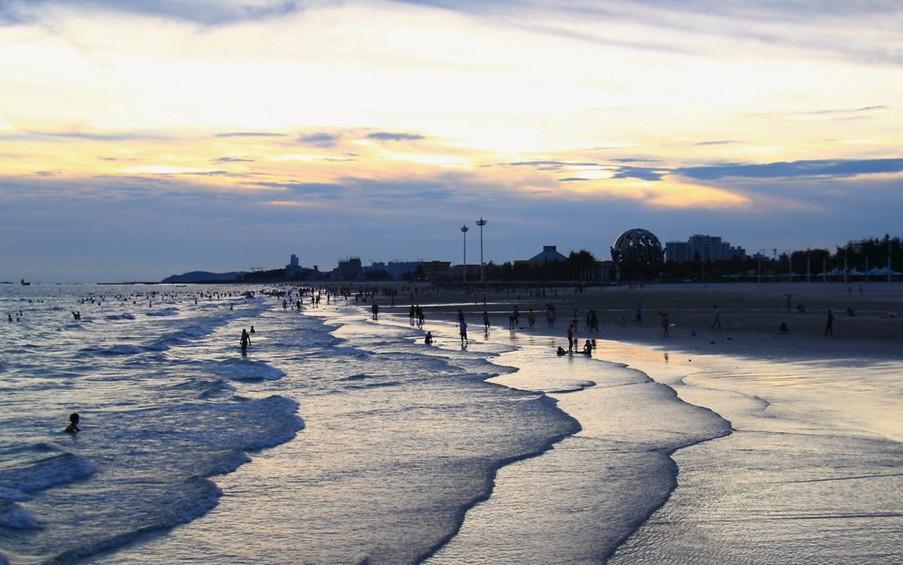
409,305,426,328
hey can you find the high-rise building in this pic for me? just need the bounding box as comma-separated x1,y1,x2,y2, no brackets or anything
286,253,301,277
665,235,746,263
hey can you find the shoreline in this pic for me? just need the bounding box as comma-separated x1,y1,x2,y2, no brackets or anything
370,310,733,563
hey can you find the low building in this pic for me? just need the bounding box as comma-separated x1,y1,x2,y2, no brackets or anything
528,245,568,264
334,257,363,280
418,261,451,281
449,264,482,281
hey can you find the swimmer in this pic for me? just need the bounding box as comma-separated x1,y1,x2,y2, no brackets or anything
65,413,80,433
424,331,434,345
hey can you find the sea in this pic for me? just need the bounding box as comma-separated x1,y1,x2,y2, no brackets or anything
0,284,899,564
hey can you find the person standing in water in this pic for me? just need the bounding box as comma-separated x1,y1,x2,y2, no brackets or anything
459,320,468,347
371,302,379,320
824,309,834,336
240,328,251,356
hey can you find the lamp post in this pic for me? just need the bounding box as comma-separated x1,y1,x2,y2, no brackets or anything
460,225,469,283
806,248,811,283
787,250,793,283
843,243,849,285
476,217,487,283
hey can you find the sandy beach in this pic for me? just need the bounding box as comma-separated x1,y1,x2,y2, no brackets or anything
2,282,900,563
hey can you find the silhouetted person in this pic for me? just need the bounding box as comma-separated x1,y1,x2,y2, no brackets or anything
424,331,434,345
65,413,80,433
483,310,490,334
778,321,789,334
824,310,834,336
250,325,256,334
661,313,670,337
557,346,567,356
635,303,643,324
240,328,251,355
712,304,721,330
582,340,592,355
459,320,468,347
7,313,11,323
566,323,575,352
371,302,379,320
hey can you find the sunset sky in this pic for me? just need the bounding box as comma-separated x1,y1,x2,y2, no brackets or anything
1,0,901,281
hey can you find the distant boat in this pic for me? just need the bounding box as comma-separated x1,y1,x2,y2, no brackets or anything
20,279,31,286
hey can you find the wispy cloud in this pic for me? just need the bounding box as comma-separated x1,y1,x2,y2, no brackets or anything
694,139,741,146
675,158,903,180
214,131,286,138
364,131,425,142
504,160,599,171
1,129,172,142
0,0,303,26
212,156,255,163
298,132,341,147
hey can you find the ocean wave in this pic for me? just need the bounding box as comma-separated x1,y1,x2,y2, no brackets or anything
206,358,286,382
104,313,136,321
0,501,41,530
0,449,95,495
146,307,180,317
168,377,236,399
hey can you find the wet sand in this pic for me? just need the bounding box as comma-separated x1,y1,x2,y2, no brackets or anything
379,282,903,562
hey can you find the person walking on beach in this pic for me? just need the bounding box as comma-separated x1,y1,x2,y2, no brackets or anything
240,328,251,356
824,309,834,336
371,302,379,320
416,306,425,328
711,305,722,331
409,305,416,326
483,310,491,335
459,320,468,347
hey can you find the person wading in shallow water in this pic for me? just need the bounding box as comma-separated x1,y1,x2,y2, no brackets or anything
824,309,834,336
240,328,251,356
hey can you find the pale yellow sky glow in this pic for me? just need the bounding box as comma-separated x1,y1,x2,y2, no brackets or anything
1,0,902,279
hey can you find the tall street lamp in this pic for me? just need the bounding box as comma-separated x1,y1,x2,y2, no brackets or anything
476,217,487,283
460,225,469,282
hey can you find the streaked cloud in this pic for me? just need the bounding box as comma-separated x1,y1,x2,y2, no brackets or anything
214,131,287,138
675,158,903,181
297,132,341,147
364,132,426,142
